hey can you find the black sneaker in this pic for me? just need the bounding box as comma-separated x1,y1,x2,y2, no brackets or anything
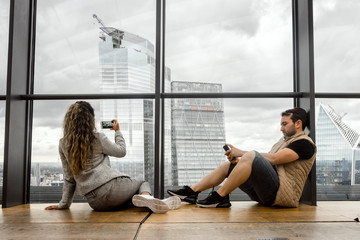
167,186,200,204
196,191,231,208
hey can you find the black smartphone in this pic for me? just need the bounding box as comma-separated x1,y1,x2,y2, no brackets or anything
223,145,236,160
101,121,113,129
223,145,230,151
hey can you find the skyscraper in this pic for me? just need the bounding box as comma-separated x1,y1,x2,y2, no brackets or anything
170,81,226,186
316,104,360,185
97,26,172,186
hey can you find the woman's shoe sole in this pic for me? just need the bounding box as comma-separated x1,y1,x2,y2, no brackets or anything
132,195,169,214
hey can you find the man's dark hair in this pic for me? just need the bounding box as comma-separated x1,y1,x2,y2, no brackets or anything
281,107,308,130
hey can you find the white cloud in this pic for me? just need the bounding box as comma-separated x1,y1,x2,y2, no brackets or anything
165,0,293,92
314,0,360,92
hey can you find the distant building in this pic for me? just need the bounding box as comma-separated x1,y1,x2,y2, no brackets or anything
97,27,172,186
34,163,41,186
316,104,360,185
171,81,226,186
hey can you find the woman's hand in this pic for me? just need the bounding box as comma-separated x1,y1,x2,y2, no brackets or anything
111,119,120,131
45,205,59,210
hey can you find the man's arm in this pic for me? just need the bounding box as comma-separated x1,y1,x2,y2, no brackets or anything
225,143,299,165
225,141,314,165
265,139,315,165
260,148,299,165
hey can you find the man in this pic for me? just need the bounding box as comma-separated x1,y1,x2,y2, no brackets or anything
168,107,316,208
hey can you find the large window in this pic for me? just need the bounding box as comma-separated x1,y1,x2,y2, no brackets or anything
165,0,293,92
315,100,360,200
0,0,9,95
29,0,297,203
0,101,4,199
165,97,293,200
5,0,360,206
314,0,360,200
30,99,155,201
314,0,360,93
0,0,10,202
34,0,156,94
31,0,156,202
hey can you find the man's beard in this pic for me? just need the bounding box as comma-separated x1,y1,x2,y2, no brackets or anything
284,127,296,138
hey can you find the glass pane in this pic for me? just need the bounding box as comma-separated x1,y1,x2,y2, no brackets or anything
165,0,293,93
30,100,154,202
34,0,156,94
165,97,293,200
0,101,4,202
315,99,360,200
314,0,360,92
0,0,10,95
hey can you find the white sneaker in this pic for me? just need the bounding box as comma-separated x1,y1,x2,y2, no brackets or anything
132,195,170,214
162,196,181,210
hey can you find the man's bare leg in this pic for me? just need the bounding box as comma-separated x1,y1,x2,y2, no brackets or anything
217,151,255,197
191,161,231,192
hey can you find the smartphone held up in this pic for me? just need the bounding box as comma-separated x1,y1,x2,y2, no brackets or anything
101,121,114,129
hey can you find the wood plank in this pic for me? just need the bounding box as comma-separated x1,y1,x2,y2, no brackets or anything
1,201,359,240
137,222,360,240
0,223,139,240
146,202,267,223
146,201,358,223
0,203,150,224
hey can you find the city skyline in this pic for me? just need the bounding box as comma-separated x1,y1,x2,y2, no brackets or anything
21,102,360,188
2,0,360,167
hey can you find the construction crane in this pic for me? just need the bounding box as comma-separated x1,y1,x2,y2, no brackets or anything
93,14,124,48
92,14,106,28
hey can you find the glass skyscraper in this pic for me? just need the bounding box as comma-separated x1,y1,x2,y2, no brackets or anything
170,81,226,186
316,104,360,185
97,26,172,186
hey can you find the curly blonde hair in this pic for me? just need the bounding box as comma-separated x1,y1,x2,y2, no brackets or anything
63,101,96,175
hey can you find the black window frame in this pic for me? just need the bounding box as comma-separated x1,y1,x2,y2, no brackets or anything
5,0,359,207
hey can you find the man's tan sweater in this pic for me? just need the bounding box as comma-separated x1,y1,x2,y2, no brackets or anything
270,131,317,207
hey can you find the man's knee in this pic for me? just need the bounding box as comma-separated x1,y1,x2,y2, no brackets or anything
242,151,256,163
221,160,231,166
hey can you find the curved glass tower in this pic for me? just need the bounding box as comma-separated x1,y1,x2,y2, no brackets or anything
316,104,360,185
98,27,171,187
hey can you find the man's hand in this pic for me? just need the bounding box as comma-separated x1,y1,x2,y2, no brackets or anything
229,157,239,164
45,205,59,210
224,143,246,161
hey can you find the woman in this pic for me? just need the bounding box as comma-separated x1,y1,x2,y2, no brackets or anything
45,101,180,213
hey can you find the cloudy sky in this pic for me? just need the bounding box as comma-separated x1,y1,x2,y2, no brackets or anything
1,0,360,163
